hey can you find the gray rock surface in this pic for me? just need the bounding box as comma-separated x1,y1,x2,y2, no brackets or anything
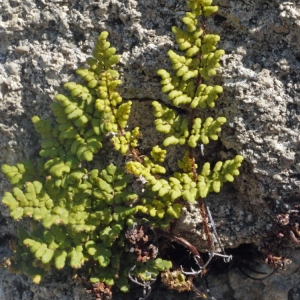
1,0,300,299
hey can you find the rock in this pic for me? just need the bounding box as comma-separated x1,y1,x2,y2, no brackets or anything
0,0,300,299
14,46,30,55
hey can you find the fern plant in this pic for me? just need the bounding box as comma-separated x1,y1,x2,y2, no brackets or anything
1,0,243,297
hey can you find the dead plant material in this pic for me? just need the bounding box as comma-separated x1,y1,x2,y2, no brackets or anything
261,205,300,273
85,282,112,300
273,206,300,243
161,269,193,292
125,223,158,262
265,254,291,270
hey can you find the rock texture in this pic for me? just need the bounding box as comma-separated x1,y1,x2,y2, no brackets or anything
0,0,300,299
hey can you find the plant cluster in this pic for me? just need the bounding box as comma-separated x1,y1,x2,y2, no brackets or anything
1,0,243,297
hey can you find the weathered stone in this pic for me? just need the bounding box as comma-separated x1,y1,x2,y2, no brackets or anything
0,0,300,299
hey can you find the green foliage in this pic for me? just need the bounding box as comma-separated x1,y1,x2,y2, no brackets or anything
1,0,243,296
1,31,171,291
152,0,242,198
